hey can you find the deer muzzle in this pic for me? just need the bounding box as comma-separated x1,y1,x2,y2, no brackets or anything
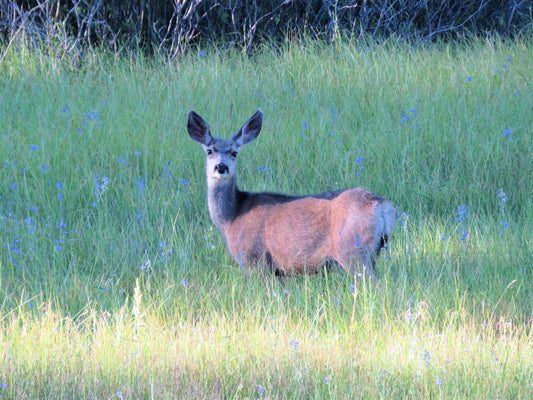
215,163,229,174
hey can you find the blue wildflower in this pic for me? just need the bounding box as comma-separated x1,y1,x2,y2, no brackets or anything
497,188,507,205
94,175,109,198
497,189,509,235
256,167,271,178
455,205,470,247
136,178,145,193
423,350,431,367
401,108,419,131
455,205,469,222
116,155,128,165
503,127,512,141
329,107,338,139
236,251,245,266
355,157,365,175
290,339,299,350
141,259,151,271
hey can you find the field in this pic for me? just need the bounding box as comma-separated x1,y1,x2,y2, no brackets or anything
1,38,532,398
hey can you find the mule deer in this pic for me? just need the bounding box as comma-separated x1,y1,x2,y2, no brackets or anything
187,109,396,280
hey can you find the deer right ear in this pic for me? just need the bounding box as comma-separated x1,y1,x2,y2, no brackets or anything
233,109,263,147
187,110,212,146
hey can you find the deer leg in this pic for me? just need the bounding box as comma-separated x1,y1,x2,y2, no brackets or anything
335,254,378,281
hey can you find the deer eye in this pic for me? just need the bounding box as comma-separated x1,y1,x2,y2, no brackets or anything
231,151,238,158
206,149,213,155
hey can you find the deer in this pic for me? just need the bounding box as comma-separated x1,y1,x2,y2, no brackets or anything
187,109,396,280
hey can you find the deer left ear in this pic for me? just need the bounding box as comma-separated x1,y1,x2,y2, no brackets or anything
187,110,213,146
233,109,263,147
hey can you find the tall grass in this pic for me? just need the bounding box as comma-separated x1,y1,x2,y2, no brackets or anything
0,38,532,399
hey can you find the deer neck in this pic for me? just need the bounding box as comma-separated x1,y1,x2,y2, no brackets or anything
207,175,239,234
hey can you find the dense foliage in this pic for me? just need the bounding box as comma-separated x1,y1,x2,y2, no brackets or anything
1,0,531,60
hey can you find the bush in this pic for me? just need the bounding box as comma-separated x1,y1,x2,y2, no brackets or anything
1,0,532,61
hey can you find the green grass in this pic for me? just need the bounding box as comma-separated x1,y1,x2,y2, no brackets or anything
1,38,532,399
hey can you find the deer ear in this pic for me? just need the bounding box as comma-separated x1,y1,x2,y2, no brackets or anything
233,109,263,147
187,110,212,145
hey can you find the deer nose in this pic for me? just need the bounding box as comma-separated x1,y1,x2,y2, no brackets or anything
215,163,229,174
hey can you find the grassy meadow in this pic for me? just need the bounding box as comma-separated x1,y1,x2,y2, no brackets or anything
0,38,532,398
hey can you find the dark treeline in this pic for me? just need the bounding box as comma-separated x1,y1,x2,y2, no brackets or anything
1,0,531,61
